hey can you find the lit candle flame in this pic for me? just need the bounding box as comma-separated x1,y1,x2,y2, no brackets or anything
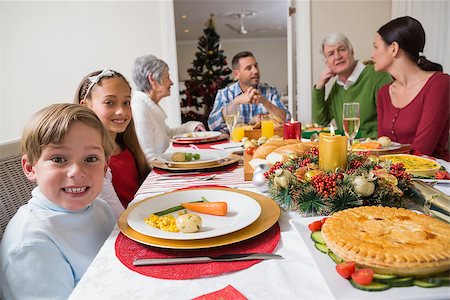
290,117,295,123
330,124,335,136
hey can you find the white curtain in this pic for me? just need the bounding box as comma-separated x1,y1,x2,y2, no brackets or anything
391,0,450,72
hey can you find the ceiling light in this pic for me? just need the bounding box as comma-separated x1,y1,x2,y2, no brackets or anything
181,15,188,19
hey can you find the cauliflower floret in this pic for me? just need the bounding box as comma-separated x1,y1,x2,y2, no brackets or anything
377,136,392,147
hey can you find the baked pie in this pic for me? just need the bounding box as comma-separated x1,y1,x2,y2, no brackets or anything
321,206,450,277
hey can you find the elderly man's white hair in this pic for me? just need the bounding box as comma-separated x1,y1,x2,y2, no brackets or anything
320,33,354,58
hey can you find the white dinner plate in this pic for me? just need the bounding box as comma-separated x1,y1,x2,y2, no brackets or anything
172,131,222,141
127,189,262,240
157,149,229,166
290,217,450,300
352,141,401,152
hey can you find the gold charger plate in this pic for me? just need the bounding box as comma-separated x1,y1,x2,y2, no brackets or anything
150,154,241,171
118,187,280,249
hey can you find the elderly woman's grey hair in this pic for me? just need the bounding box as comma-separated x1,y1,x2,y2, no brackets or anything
320,33,354,58
131,55,169,93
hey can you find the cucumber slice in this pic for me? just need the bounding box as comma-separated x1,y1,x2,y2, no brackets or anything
314,242,328,253
414,279,440,288
372,273,397,283
424,276,450,286
311,231,325,244
389,277,414,287
328,251,343,264
349,279,390,291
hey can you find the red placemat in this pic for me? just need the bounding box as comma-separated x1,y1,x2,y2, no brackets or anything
193,284,247,300
115,222,280,280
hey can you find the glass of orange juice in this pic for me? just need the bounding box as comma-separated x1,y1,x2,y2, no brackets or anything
261,115,274,138
231,117,245,142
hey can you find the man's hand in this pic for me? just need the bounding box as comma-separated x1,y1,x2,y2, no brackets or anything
234,87,262,104
315,67,336,90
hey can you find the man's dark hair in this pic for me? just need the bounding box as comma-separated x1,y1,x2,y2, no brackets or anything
231,51,255,70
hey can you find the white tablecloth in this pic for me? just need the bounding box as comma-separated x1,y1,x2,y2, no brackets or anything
69,161,450,300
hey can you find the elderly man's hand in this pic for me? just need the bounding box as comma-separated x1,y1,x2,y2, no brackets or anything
315,67,336,90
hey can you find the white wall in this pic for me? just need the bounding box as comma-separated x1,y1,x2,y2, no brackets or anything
177,37,288,94
0,1,176,144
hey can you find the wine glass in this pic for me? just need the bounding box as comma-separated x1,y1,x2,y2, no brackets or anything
224,103,240,137
342,102,360,146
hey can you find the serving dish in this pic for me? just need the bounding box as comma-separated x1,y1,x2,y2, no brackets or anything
290,217,450,300
127,189,262,240
118,188,280,249
380,154,441,177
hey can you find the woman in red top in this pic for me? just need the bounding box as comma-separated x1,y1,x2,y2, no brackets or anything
372,16,449,161
75,70,151,212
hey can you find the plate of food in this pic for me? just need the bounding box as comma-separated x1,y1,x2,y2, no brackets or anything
172,131,222,141
291,207,450,300
352,136,401,152
380,154,441,177
127,189,262,240
157,149,229,168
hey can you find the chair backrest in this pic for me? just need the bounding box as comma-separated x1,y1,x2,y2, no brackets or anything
0,152,36,241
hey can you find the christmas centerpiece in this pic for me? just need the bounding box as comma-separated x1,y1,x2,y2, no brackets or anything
265,146,412,216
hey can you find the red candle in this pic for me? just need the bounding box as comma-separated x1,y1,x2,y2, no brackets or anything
283,118,301,140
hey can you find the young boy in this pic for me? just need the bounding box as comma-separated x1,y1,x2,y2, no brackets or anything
0,103,116,299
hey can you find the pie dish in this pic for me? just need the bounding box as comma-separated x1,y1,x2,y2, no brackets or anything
380,154,441,177
321,206,450,277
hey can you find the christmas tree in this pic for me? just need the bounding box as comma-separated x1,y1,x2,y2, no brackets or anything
180,14,233,126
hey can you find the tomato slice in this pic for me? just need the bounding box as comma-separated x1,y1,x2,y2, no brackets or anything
320,217,328,224
308,220,323,232
435,171,450,180
245,147,255,155
336,261,356,279
351,268,374,285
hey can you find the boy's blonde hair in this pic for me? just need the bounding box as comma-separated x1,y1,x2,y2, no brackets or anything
21,103,115,165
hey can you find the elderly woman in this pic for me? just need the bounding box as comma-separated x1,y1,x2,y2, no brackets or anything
131,55,205,162
373,16,449,161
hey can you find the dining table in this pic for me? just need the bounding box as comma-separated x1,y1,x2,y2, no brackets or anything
69,139,450,300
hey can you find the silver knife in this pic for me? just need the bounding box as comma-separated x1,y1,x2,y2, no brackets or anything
133,253,283,266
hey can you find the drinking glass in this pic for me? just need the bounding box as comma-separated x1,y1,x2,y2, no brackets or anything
261,114,275,138
342,102,360,146
224,103,240,136
231,116,245,142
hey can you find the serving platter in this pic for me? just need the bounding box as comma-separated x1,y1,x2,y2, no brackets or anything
127,189,262,240
290,217,450,300
118,187,280,249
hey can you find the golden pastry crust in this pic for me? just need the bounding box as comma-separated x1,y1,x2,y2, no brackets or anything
321,206,450,277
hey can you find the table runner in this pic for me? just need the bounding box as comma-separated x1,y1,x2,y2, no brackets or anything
115,223,280,280
136,165,253,196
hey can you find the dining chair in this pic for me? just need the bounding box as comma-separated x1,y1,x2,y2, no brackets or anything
0,151,36,241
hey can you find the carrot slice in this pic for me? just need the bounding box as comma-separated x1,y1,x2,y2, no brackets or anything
181,202,228,216
353,142,382,149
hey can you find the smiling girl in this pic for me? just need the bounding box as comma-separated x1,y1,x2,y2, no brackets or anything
75,69,151,213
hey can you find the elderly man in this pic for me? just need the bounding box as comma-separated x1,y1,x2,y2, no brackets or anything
208,51,290,132
312,33,391,138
